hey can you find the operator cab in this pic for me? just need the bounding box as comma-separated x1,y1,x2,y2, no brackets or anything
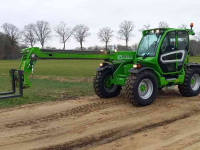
136,28,190,75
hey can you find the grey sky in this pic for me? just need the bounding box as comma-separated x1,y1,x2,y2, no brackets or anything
0,0,199,49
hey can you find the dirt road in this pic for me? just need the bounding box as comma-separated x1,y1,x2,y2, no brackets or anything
1,87,200,150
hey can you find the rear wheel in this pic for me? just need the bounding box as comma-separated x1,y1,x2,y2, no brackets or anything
125,70,158,106
178,67,200,97
93,69,121,98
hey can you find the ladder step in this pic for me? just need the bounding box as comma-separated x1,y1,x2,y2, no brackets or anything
166,78,176,81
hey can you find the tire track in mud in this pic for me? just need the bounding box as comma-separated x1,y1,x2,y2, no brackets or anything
0,105,159,148
1,106,153,144
4,98,128,129
33,108,200,150
3,90,199,129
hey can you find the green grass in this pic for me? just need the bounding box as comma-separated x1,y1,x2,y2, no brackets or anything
189,57,200,63
0,57,199,109
0,59,102,109
0,59,102,77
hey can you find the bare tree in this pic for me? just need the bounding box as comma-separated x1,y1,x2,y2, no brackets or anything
54,22,74,50
190,40,200,56
195,32,200,41
22,24,37,47
98,27,113,51
158,21,169,28
1,23,21,47
33,21,51,48
178,24,187,29
139,24,151,32
117,20,135,50
73,24,90,50
0,32,6,58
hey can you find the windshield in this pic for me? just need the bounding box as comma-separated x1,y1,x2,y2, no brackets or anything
137,33,162,57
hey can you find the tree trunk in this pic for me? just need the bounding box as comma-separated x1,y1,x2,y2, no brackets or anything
105,42,108,51
11,40,14,58
126,40,128,50
12,47,14,59
63,42,65,50
80,42,83,50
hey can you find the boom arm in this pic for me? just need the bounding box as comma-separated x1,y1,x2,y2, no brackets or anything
19,47,112,88
1,47,135,99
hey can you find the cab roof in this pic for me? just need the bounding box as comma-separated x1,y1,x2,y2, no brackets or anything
142,28,195,36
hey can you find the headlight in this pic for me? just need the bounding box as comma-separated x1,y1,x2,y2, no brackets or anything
99,63,109,67
99,63,103,67
133,64,141,69
133,64,138,68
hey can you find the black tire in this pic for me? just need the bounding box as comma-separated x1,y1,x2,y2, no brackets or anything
125,70,158,106
178,66,200,97
93,69,121,98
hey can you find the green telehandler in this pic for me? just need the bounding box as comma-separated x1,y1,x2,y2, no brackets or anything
1,23,200,106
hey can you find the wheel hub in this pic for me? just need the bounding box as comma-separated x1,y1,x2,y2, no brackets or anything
138,79,153,99
140,84,146,92
191,74,200,91
104,75,117,93
105,76,112,88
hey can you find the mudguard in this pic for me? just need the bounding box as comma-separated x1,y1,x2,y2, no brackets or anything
96,63,113,71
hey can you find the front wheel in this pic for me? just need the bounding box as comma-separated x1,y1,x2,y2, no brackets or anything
93,69,121,98
125,70,158,106
178,67,200,97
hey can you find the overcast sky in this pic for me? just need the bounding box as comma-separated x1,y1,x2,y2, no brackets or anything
0,0,199,49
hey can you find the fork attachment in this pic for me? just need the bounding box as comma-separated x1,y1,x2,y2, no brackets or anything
0,69,23,99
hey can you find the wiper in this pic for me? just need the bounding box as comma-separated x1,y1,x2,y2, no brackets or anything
143,41,157,59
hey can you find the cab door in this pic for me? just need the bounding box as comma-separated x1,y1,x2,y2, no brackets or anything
158,31,188,74
158,31,177,73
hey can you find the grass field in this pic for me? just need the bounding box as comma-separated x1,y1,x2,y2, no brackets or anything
0,59,102,108
0,57,200,109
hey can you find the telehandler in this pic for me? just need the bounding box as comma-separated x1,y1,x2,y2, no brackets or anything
1,23,199,106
